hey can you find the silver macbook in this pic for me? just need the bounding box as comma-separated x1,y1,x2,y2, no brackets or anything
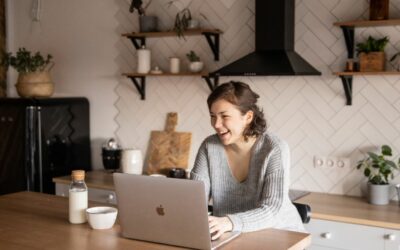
113,173,240,250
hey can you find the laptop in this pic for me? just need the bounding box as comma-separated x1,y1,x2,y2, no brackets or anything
113,173,240,250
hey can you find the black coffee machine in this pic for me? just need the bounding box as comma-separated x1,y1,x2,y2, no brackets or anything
102,138,121,172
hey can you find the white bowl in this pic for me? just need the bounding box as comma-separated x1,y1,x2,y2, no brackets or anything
86,206,118,230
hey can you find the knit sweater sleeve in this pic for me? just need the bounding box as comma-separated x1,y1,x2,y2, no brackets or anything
227,140,288,232
190,140,211,201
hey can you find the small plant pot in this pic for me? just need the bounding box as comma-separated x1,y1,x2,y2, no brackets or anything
187,19,200,29
359,52,385,72
139,16,158,32
16,72,54,98
370,0,389,20
188,61,204,73
368,182,390,205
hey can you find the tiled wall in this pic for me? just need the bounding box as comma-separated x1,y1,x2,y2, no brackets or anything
8,0,400,195
115,0,400,196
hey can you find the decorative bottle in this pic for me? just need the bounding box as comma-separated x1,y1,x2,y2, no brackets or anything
137,45,151,73
69,170,88,224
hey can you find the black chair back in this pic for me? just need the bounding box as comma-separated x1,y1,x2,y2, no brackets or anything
293,202,311,224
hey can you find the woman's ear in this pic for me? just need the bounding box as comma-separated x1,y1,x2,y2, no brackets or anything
245,110,254,125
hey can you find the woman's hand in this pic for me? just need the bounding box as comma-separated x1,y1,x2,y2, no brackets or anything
208,216,233,240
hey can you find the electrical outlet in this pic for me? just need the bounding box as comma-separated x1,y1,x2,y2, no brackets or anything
326,157,337,168
336,158,351,169
313,156,326,168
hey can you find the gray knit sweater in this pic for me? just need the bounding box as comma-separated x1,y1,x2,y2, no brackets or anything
190,132,304,232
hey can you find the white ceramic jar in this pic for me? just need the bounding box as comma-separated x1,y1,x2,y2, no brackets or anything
120,149,143,175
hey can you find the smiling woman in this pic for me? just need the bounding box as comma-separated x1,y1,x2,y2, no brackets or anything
190,81,304,240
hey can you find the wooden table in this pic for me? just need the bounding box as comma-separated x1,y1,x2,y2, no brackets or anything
0,192,311,250
297,192,400,229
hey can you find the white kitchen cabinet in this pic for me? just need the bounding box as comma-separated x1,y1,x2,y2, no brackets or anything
55,183,117,205
305,219,400,250
384,228,400,250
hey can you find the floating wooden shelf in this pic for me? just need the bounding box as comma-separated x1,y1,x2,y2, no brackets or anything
333,71,400,106
122,29,222,61
333,19,400,105
123,72,209,77
122,29,222,38
122,29,223,100
334,19,400,27
334,71,400,76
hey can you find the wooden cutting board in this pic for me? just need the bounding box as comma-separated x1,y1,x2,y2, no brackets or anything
146,112,192,175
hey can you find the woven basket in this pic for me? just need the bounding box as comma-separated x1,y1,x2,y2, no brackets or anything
359,52,385,72
15,72,54,98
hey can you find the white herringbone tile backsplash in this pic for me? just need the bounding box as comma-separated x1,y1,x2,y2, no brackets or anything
115,0,400,196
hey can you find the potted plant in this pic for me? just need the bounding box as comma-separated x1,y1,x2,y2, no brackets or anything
129,0,157,32
356,145,400,205
2,48,54,97
356,36,389,72
186,50,204,73
173,8,192,39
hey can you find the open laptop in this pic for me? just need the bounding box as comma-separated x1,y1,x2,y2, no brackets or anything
113,173,240,250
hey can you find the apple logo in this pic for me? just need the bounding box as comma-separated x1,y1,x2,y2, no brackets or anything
156,205,165,216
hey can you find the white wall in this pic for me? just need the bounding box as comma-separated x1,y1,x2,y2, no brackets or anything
6,0,120,168
7,0,400,197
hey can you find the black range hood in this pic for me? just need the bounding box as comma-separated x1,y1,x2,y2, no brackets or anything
211,0,320,76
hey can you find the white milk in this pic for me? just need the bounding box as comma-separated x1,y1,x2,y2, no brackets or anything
69,190,88,224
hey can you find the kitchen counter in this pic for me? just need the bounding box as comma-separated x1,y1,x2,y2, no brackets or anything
0,192,311,250
297,192,400,229
53,170,115,190
53,170,311,200
55,171,400,230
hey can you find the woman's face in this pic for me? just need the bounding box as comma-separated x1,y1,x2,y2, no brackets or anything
210,99,253,146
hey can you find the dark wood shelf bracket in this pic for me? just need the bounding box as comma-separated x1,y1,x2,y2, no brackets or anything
127,76,146,100
341,26,355,59
128,37,146,49
203,76,219,91
339,75,353,105
202,32,220,61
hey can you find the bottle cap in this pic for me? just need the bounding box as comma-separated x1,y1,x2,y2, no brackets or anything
71,170,85,181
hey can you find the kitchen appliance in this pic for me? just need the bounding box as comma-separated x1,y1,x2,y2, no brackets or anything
101,138,121,172
211,0,320,76
0,98,91,195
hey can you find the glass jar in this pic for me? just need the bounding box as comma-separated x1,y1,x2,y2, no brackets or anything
69,170,88,224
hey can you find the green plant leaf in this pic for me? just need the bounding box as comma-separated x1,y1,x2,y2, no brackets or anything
356,162,363,169
356,36,389,54
372,163,381,169
1,48,53,73
381,145,392,156
364,168,371,177
367,152,380,161
370,175,380,184
386,160,397,169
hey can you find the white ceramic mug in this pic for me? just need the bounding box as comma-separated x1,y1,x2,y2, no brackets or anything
120,149,143,175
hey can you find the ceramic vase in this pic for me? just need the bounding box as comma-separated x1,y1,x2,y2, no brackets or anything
368,182,390,205
120,149,143,175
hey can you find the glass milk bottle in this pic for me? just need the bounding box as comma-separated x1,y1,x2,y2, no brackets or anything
69,170,88,224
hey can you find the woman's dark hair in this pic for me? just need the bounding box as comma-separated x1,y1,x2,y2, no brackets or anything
207,81,267,141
